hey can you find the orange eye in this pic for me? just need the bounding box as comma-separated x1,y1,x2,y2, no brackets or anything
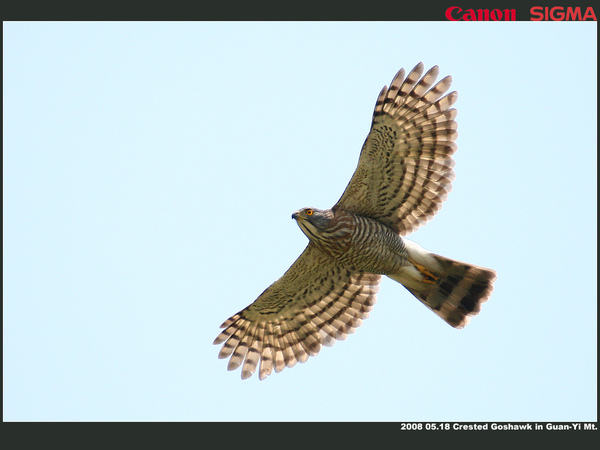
306,209,313,216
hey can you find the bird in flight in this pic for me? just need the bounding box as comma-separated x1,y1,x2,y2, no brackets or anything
214,63,497,380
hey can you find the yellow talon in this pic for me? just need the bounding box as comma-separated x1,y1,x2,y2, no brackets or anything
409,258,439,284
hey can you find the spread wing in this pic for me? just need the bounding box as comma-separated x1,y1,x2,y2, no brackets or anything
213,244,381,380
334,62,458,236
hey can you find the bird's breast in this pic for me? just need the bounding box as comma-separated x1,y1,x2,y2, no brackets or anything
304,212,407,274
345,215,407,274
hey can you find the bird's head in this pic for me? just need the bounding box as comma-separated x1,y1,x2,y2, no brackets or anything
292,207,334,240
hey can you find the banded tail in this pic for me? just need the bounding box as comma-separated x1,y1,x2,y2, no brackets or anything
389,240,497,328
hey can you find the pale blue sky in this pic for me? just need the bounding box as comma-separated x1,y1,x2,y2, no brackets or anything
4,21,596,421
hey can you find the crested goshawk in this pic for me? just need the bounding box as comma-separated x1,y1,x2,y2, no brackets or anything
213,63,497,380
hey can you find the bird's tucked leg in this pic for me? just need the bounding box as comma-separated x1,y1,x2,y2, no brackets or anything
408,258,439,284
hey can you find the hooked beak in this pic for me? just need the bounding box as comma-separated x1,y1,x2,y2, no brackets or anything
291,211,300,220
